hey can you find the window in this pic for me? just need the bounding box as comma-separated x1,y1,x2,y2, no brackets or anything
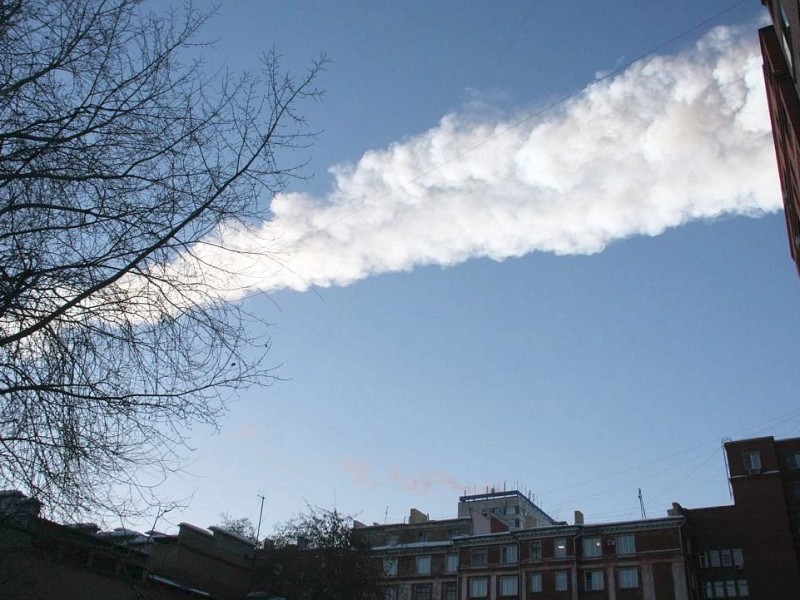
530,540,542,561
788,452,800,470
732,548,744,568
499,575,519,596
555,571,568,591
529,572,542,593
699,552,709,569
742,452,761,472
386,534,399,547
471,548,488,567
721,549,732,567
713,581,724,597
616,533,636,555
703,582,713,599
384,586,397,600
725,581,737,597
792,482,800,501
737,579,749,597
502,544,518,564
583,536,602,558
584,570,604,591
383,558,398,577
617,568,639,589
443,583,457,600
470,577,488,598
416,555,431,575
554,538,567,559
445,553,459,573
414,584,432,600
709,550,721,568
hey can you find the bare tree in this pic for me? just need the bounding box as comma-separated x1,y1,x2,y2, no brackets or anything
217,512,257,542
0,0,324,520
256,506,382,600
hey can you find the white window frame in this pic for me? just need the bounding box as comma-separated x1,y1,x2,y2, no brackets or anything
445,553,459,573
583,536,602,558
742,452,761,471
617,567,639,589
415,555,431,575
502,543,518,564
616,533,636,555
555,570,568,591
499,575,519,596
470,577,488,598
529,572,543,593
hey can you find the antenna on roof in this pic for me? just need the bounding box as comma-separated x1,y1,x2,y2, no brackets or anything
638,488,647,520
385,506,389,524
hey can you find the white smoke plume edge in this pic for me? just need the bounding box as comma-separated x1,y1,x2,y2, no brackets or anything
148,25,781,304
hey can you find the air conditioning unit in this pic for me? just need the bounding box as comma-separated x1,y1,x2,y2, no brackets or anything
606,539,616,546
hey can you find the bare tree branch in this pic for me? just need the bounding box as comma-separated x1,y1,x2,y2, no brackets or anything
0,0,324,522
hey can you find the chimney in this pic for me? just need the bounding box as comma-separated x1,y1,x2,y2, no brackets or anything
574,510,584,525
409,508,428,524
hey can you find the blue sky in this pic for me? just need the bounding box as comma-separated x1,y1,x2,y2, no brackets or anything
139,1,800,535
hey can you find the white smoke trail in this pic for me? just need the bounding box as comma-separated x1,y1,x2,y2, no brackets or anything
176,25,781,297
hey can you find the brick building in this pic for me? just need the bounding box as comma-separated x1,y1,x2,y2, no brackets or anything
677,436,800,599
758,0,800,276
361,437,800,600
359,491,691,600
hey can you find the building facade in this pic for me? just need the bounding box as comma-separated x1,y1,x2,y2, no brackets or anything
678,436,800,599
758,0,800,276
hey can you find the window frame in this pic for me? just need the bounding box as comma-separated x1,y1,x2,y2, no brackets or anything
499,575,519,597
445,553,459,573
471,547,488,567
501,543,518,564
617,567,639,589
742,451,761,471
415,555,432,576
584,570,604,591
788,452,800,470
554,537,567,559
413,583,432,600
529,572,543,593
383,557,398,577
470,577,489,598
530,540,542,561
583,536,602,558
555,570,568,592
616,533,636,555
